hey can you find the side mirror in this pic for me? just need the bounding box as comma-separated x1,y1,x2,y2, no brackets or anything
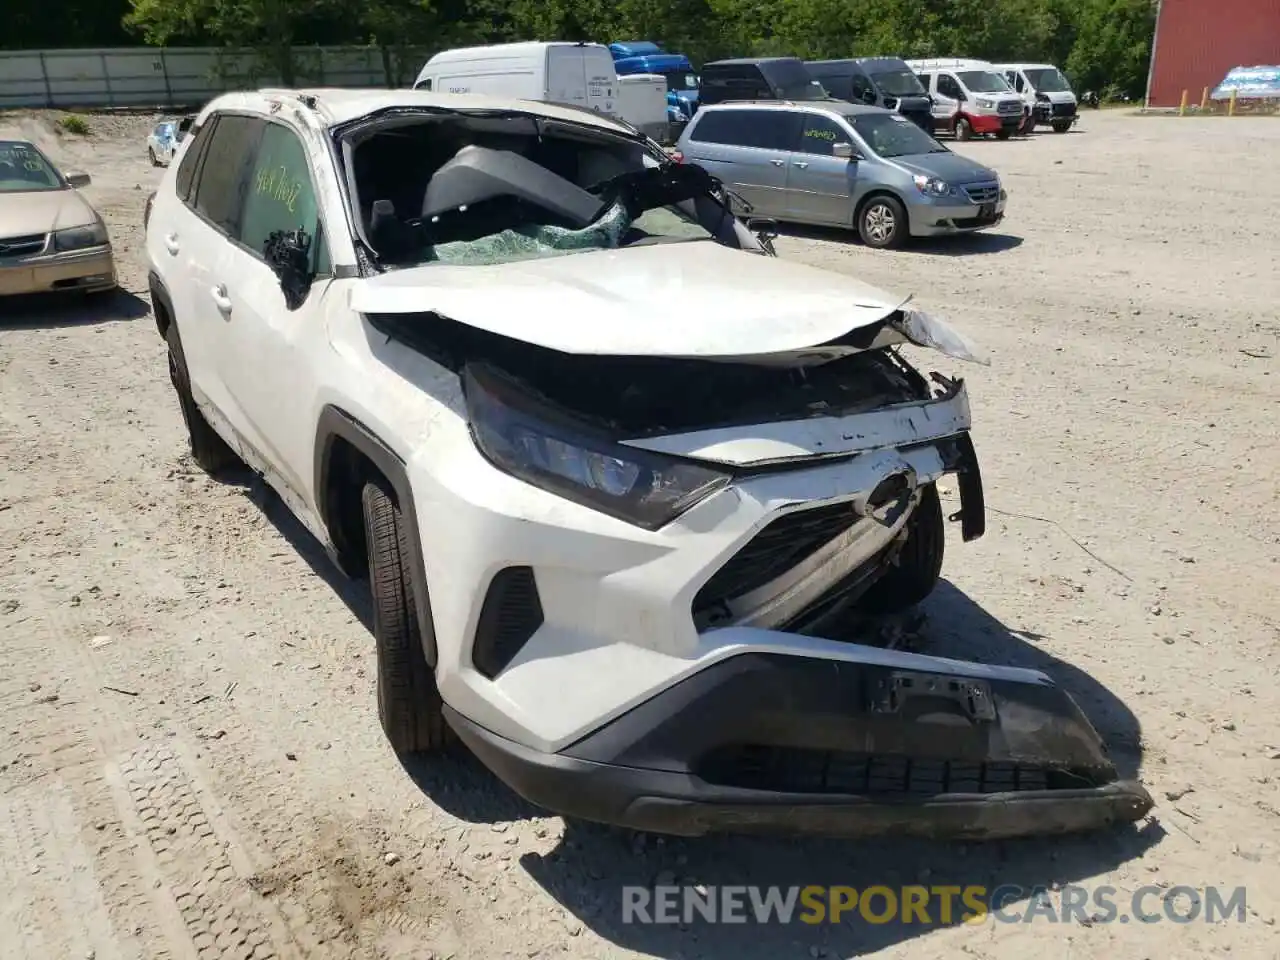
832,142,856,160
861,89,877,105
263,228,315,310
66,172,91,188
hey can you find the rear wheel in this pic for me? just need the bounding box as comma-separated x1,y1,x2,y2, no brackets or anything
860,484,945,614
165,324,242,475
363,480,449,755
857,195,908,250
954,117,973,141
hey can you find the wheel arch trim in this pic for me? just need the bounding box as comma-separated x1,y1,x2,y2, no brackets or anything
314,405,437,666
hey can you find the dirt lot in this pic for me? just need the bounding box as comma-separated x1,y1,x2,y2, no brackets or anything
1,107,1278,960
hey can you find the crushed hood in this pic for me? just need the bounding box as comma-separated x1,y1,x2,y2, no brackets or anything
350,241,983,363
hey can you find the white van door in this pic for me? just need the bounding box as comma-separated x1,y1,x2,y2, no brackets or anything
546,47,589,107
930,73,961,125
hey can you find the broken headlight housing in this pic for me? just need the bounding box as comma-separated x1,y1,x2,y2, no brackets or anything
464,364,730,530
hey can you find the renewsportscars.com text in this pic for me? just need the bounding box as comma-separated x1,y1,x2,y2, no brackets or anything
621,884,1248,926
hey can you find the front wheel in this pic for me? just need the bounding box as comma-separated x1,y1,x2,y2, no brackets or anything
857,195,908,250
859,484,945,614
363,480,449,755
1052,119,1073,133
995,129,1013,140
954,117,973,141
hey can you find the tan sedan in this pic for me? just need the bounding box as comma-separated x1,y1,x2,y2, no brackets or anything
0,138,117,297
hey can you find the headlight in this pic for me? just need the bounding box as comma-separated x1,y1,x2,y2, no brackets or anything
464,364,731,530
912,175,954,198
53,220,109,252
976,98,994,109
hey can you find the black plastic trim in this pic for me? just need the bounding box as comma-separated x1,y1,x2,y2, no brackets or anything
314,405,436,665
148,269,175,340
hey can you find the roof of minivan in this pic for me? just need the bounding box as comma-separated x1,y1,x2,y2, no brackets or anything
699,99,887,116
206,88,635,133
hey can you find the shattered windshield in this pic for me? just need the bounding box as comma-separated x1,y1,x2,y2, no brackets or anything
0,140,62,193
351,120,724,268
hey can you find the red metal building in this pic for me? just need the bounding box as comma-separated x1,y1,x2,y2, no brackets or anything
1146,0,1280,106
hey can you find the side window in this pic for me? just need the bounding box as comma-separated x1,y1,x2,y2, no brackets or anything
421,78,432,91
796,114,851,155
192,115,261,237
689,109,797,149
1011,72,1025,92
850,73,877,104
175,120,210,201
239,121,330,275
937,74,963,100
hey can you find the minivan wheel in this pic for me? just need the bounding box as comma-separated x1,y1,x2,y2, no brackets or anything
858,196,907,250
1052,119,1073,133
954,117,973,141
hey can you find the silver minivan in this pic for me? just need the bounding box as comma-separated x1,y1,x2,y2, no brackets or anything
675,100,1008,249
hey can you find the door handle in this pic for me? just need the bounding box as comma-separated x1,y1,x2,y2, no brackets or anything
210,284,232,315
793,161,809,169
163,233,179,255
770,158,784,167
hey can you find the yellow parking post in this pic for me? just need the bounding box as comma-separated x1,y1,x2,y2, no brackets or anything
1178,89,1188,115
1229,89,1237,116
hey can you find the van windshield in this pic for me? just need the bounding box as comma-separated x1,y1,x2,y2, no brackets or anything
846,113,948,158
1024,67,1071,92
957,71,1012,93
870,69,927,97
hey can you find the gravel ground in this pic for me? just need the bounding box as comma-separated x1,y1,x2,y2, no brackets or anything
1,107,1278,960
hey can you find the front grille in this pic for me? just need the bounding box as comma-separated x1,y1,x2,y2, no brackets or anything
699,745,1102,797
952,214,1002,228
963,183,1000,204
692,502,859,621
0,232,47,258
997,100,1021,115
471,567,543,678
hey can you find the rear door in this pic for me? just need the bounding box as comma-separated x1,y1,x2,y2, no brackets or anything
546,47,589,108
683,109,798,218
165,113,261,433
785,112,857,226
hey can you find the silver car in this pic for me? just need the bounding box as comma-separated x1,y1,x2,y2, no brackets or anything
675,100,1008,249
145,115,195,167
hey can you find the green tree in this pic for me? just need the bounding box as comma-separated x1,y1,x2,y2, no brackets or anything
1064,0,1156,97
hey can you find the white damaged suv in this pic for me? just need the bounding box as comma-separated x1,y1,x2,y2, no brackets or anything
145,88,1151,839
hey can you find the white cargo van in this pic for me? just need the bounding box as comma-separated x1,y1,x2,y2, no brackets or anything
616,74,670,142
993,63,1078,133
905,58,1026,140
414,42,618,117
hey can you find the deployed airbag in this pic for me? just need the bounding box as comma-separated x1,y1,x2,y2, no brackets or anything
422,145,604,227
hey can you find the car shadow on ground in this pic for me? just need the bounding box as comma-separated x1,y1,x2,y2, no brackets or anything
776,223,1023,255
0,288,150,327
512,580,1156,958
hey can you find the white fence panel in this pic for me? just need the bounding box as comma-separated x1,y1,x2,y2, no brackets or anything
0,46,430,110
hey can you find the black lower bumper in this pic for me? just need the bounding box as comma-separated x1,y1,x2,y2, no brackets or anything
446,649,1154,840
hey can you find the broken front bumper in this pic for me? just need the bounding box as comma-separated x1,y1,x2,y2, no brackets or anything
447,644,1153,839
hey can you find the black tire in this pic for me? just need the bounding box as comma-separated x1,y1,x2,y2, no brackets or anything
362,480,449,755
165,324,242,475
860,484,945,615
857,195,908,250
1052,119,1072,133
148,147,159,167
995,128,1013,140
954,117,973,141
